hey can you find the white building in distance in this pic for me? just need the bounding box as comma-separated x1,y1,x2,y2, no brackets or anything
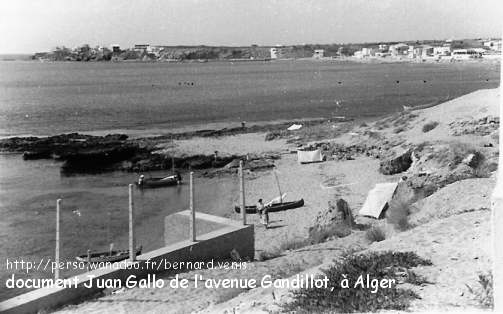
389,43,408,56
484,40,502,51
433,46,452,56
270,47,279,59
313,49,325,59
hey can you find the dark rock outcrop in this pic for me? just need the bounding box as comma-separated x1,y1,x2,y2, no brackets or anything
379,149,413,175
449,115,500,136
61,144,143,173
0,133,147,173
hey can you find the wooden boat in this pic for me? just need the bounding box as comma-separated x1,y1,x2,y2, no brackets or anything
76,246,143,264
136,174,181,188
234,199,304,214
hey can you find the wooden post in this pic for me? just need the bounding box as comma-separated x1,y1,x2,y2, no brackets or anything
171,134,174,173
189,172,196,242
273,171,283,203
239,161,246,225
128,184,136,262
55,199,61,280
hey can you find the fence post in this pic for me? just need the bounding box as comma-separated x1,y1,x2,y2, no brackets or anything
55,199,61,280
239,160,246,225
129,184,136,262
189,172,196,242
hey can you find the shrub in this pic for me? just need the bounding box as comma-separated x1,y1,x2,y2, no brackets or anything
256,248,282,261
279,223,353,253
264,131,284,141
387,201,411,231
421,141,481,170
279,237,309,251
442,142,484,171
392,112,419,127
422,121,439,133
366,225,386,243
274,262,304,278
394,126,406,133
466,272,493,308
284,251,432,313
308,223,352,245
474,159,497,178
386,184,415,231
377,123,389,130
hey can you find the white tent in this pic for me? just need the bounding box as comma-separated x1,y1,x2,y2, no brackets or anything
297,149,323,164
358,182,398,219
287,124,303,131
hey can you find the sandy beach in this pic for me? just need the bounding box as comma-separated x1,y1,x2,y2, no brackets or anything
47,87,499,313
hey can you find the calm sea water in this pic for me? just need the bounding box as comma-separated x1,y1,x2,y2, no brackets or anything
0,60,499,137
0,154,239,299
0,60,500,300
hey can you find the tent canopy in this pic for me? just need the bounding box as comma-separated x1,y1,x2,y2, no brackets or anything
358,182,398,219
297,149,323,164
287,124,303,131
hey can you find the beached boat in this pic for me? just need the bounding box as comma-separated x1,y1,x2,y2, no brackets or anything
234,199,304,214
75,246,142,264
136,174,182,188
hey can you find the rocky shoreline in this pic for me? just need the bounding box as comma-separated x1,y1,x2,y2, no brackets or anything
0,118,340,174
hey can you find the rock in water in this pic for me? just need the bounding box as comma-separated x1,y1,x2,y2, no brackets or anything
379,149,413,175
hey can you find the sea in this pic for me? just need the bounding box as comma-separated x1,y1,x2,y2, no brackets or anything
0,59,500,300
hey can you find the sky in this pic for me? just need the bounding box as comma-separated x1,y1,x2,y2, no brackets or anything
0,0,502,53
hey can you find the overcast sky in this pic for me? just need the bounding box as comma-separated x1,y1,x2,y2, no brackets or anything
0,0,502,53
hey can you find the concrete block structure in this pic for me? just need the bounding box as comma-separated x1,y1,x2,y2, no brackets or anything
0,211,254,314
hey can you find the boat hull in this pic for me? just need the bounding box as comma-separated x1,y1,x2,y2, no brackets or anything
136,176,181,188
76,247,143,264
234,199,304,214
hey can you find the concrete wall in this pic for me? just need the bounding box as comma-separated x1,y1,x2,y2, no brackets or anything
0,211,254,314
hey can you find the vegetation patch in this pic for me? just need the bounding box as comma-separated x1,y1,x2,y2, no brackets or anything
311,223,352,244
394,126,406,133
422,121,439,133
386,185,415,231
392,112,419,127
256,249,283,261
264,130,286,141
424,142,479,170
284,251,432,313
258,223,353,261
466,272,493,309
365,224,386,243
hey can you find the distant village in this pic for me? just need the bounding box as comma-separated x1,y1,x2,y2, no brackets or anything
32,38,502,62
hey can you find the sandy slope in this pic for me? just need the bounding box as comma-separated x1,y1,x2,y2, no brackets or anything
401,88,499,144
207,209,491,313
370,210,492,311
409,176,495,226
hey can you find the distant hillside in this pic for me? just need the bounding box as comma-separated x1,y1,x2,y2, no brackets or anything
30,38,492,62
0,54,32,61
